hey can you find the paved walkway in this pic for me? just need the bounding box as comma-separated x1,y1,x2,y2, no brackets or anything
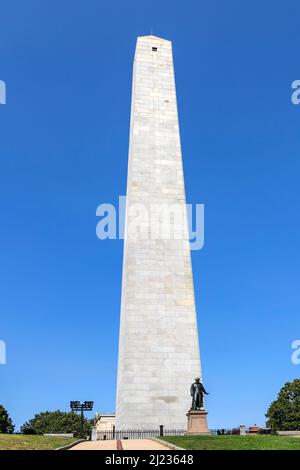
70,440,117,450
70,439,170,451
121,439,170,450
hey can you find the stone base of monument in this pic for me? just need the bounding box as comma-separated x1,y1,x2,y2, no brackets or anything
186,410,209,435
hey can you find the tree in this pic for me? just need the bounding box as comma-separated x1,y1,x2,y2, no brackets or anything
0,405,15,433
266,379,300,431
20,410,92,437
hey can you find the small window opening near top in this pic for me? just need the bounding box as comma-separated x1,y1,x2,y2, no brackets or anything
152,47,157,51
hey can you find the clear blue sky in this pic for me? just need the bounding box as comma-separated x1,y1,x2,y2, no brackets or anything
1,0,300,430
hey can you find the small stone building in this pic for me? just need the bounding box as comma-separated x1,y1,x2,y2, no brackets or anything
94,413,115,437
95,413,115,431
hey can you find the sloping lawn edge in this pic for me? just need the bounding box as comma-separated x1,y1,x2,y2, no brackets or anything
55,439,86,450
150,437,185,450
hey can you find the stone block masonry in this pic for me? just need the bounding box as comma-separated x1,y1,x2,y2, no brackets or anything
116,36,203,430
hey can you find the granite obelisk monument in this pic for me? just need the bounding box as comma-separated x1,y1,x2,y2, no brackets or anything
116,35,204,430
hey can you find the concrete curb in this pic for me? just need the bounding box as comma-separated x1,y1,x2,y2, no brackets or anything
150,437,185,451
55,439,86,450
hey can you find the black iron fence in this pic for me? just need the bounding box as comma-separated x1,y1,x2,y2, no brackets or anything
96,428,245,440
97,429,186,441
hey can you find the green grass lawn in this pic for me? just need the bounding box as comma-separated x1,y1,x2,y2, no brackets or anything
0,434,78,450
161,435,300,450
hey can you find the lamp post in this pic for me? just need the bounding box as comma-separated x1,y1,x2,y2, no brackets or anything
70,401,94,438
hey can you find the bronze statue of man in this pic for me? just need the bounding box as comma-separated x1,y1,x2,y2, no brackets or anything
190,378,209,410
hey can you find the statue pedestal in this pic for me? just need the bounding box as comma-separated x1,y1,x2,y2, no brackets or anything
186,410,209,435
